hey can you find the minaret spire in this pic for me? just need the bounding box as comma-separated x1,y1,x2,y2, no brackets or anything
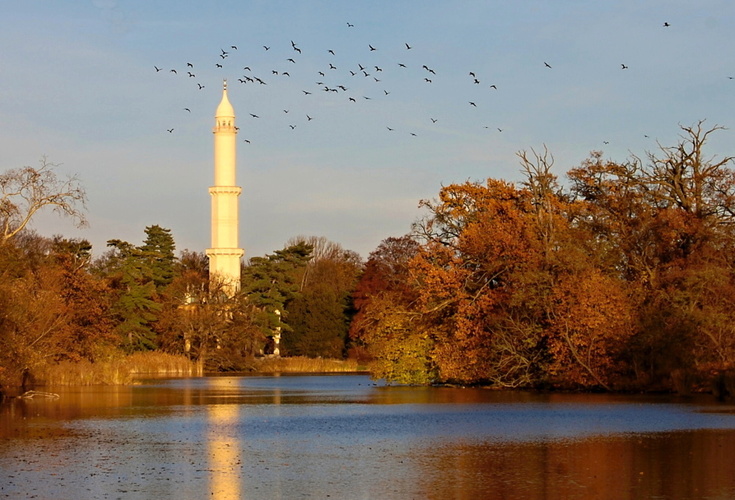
206,81,244,295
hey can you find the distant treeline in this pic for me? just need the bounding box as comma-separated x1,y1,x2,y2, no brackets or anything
2,122,735,396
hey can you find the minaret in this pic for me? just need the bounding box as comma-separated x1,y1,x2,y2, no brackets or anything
206,81,244,295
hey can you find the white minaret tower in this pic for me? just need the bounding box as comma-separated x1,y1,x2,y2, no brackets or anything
206,80,244,295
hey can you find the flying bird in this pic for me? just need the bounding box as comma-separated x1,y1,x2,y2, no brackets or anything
306,114,313,121
170,69,177,74
197,83,205,89
154,66,162,72
250,113,259,118
469,71,476,78
544,62,552,68
405,43,412,50
489,84,497,89
424,78,432,83
303,90,312,95
431,118,437,123
387,127,394,131
369,44,377,51
289,124,296,130
347,22,354,27
231,45,237,50
263,45,270,50
469,101,477,107
184,108,191,112
216,63,223,68
188,72,195,77
621,64,628,69
663,22,670,27
398,63,407,68
187,63,193,68
328,49,335,55
288,58,296,63
167,128,174,133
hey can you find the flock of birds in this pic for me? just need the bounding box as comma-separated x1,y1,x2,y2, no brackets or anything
154,21,677,144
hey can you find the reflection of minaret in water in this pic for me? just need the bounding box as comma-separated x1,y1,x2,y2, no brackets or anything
207,399,241,499
206,80,244,294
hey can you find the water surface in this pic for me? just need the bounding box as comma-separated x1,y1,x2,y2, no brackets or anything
2,374,735,499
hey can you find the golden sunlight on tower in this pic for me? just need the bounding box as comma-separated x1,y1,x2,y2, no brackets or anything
206,80,244,295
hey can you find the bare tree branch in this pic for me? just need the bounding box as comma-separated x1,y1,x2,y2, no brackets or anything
0,156,87,243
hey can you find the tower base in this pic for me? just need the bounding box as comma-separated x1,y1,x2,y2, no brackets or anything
206,247,244,296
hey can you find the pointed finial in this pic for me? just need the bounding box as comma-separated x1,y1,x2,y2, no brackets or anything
223,79,227,91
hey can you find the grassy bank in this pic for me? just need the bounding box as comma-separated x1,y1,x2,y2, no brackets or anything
29,352,367,386
252,356,365,373
32,354,365,386
37,352,199,386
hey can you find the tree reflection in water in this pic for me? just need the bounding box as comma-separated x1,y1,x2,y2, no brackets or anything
0,375,734,499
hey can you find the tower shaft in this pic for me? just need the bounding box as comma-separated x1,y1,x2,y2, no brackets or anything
206,81,244,294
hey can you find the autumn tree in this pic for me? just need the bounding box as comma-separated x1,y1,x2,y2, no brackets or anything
411,179,550,386
0,233,115,392
156,260,264,371
48,237,116,362
569,122,735,389
349,235,430,383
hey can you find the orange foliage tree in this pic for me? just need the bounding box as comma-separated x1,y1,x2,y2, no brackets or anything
411,179,552,386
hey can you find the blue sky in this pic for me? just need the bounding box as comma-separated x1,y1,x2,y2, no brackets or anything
2,1,735,259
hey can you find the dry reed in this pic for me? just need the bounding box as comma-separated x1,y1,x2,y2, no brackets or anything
253,356,363,373
37,352,198,386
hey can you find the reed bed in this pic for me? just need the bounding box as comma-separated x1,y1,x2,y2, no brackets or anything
253,356,364,373
125,351,199,376
35,354,362,386
37,352,198,386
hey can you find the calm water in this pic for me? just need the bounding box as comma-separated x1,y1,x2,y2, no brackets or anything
2,374,735,500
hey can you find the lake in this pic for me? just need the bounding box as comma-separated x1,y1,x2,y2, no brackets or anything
1,374,735,499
